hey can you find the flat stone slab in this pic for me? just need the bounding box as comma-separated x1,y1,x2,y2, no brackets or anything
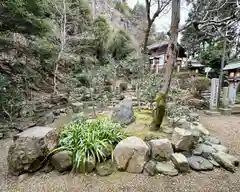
14,126,55,140
156,161,178,176
188,156,213,171
204,110,221,116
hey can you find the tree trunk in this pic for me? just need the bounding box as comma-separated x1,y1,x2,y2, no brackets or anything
152,0,181,130
143,23,152,52
217,37,227,108
162,0,180,95
143,23,152,71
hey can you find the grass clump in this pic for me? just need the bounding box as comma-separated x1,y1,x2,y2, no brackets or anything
56,118,127,172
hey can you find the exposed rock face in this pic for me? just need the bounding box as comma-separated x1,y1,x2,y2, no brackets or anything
172,128,195,151
8,126,58,176
111,99,135,125
148,139,173,161
188,156,213,171
212,152,239,172
156,161,179,176
171,153,190,172
89,0,143,46
51,151,72,172
113,136,150,173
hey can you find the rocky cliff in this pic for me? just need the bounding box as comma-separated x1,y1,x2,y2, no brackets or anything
89,0,144,46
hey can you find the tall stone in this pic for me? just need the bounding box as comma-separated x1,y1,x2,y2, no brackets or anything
172,128,195,151
113,136,150,173
111,99,135,125
209,78,219,110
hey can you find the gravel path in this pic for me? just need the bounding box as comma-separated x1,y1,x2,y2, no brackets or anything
1,114,240,192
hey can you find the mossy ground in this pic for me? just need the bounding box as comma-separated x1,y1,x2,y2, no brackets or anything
125,109,170,140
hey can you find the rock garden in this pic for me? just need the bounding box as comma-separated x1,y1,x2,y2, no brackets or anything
7,96,239,180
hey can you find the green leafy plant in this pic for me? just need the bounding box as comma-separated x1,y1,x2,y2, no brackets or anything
139,74,164,108
56,118,127,172
192,77,211,98
166,102,191,127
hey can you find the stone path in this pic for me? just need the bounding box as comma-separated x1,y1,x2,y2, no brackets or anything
1,114,240,192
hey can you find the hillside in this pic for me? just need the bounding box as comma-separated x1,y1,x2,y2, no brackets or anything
0,0,146,135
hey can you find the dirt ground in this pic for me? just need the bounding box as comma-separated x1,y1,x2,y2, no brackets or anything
1,114,240,192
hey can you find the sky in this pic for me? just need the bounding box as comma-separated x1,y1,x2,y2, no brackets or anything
127,0,190,38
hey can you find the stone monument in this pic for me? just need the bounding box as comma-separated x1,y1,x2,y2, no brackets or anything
205,78,221,116
229,83,237,106
219,87,232,115
209,78,219,110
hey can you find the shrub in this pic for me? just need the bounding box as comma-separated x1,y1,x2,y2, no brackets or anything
192,77,211,97
56,118,127,172
166,103,191,127
119,82,128,92
139,74,163,107
115,1,131,15
0,74,25,119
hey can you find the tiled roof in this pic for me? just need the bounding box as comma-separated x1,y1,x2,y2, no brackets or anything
223,61,240,71
146,41,169,50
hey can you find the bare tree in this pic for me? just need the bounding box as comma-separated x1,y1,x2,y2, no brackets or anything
151,0,180,130
143,0,171,52
52,0,67,94
162,0,180,95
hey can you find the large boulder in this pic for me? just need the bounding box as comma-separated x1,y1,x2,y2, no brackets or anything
113,136,150,173
212,152,239,172
8,126,58,176
148,139,173,161
156,161,179,176
111,99,135,125
171,153,190,172
51,151,72,172
188,156,213,171
172,128,195,151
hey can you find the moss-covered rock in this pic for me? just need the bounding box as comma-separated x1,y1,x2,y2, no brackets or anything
151,93,166,130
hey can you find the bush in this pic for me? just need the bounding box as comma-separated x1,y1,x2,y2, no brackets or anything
119,82,128,92
56,118,127,172
139,74,163,107
192,77,211,97
115,1,131,15
0,75,25,119
166,103,191,127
